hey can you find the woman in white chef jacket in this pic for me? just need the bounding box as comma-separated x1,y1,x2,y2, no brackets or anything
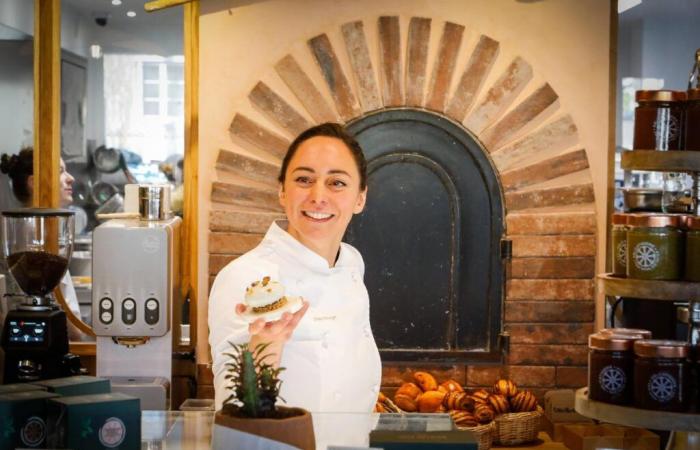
0,149,83,339
208,123,382,414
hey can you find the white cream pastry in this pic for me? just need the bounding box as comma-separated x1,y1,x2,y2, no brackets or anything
244,276,288,313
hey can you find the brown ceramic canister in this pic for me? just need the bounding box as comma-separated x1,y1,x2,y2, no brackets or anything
634,340,689,412
588,333,641,405
611,213,631,277
626,214,684,280
685,89,700,151
686,216,700,281
634,90,686,150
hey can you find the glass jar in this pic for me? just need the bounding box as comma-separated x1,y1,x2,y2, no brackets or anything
685,216,700,281
662,172,693,213
588,333,640,405
626,214,684,280
634,90,686,150
634,340,689,412
599,328,652,339
611,213,630,277
685,89,700,151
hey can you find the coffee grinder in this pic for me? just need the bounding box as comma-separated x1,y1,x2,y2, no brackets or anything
0,208,80,383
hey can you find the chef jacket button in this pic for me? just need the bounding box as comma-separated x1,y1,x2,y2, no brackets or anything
372,385,379,394
363,325,371,338
351,272,359,282
334,391,341,400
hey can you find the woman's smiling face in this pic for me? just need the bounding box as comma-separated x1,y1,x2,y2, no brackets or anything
279,135,367,251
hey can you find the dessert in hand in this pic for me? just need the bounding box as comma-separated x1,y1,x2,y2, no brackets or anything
240,276,303,323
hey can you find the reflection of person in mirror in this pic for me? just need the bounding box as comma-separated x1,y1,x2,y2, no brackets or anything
0,147,83,339
208,123,381,414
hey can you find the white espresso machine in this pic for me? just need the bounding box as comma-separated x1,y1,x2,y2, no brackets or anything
92,185,180,409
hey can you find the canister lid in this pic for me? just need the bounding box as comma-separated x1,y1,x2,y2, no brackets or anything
636,90,687,102
634,339,688,358
688,89,700,101
599,328,652,339
686,216,700,230
612,213,630,226
627,213,681,228
589,332,637,351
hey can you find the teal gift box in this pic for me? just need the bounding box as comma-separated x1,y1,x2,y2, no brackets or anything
47,392,141,450
0,390,59,449
36,375,111,396
0,383,47,395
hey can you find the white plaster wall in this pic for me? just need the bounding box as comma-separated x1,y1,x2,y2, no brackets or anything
198,0,612,362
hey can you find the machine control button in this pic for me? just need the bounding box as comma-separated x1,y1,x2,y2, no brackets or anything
145,298,159,325
100,298,112,310
122,298,136,325
101,311,113,323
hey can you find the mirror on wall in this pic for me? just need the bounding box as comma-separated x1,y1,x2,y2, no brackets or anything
57,0,184,337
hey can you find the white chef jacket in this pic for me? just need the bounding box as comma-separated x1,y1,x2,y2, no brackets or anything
208,222,382,413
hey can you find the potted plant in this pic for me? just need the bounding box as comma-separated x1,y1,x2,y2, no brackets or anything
212,342,315,450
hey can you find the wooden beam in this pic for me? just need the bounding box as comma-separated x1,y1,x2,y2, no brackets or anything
33,0,61,208
144,0,192,12
183,0,200,355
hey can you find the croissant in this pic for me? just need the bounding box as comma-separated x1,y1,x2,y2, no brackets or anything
394,393,418,412
488,394,510,415
443,391,475,412
396,382,422,399
413,371,438,392
417,390,446,413
510,390,538,412
471,389,490,404
376,392,402,413
474,404,495,424
438,379,465,394
493,379,518,398
449,410,478,428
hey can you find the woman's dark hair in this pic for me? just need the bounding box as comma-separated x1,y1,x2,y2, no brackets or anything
0,147,33,205
278,123,368,190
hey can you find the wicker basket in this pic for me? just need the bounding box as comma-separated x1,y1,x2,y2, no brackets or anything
493,411,541,445
457,422,495,450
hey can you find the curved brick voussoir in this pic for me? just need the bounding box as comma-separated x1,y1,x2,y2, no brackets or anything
229,113,289,161
464,56,533,136
248,81,313,137
425,21,465,113
342,20,382,112
275,54,338,123
216,149,279,187
308,33,361,121
211,181,281,212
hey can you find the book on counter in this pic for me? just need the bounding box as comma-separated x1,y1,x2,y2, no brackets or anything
369,413,478,450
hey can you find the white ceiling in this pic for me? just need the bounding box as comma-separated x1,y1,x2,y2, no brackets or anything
62,0,183,26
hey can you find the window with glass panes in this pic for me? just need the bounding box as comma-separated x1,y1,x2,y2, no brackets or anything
142,61,183,117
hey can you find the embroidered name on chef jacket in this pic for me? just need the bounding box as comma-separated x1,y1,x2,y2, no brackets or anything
313,315,337,321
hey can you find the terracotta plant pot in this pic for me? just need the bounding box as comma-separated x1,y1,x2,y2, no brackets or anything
214,406,315,450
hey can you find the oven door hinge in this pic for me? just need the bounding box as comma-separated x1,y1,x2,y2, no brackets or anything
500,238,512,260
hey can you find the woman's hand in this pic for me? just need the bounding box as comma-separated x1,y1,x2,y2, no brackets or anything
236,300,309,366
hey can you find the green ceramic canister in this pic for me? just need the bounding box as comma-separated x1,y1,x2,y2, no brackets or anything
685,216,700,281
627,214,684,280
611,213,630,277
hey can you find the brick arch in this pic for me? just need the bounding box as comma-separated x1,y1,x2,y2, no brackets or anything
208,16,596,397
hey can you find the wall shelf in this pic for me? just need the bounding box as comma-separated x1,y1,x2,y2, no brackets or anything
621,150,700,172
597,273,700,301
575,388,700,432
